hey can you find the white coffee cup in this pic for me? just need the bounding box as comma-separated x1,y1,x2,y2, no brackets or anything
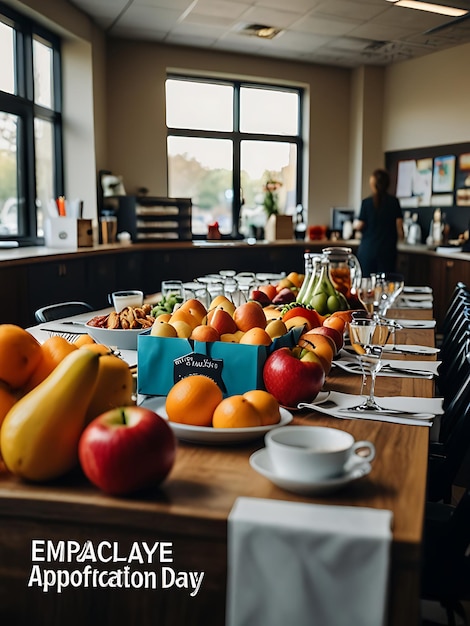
109,290,144,312
265,426,375,482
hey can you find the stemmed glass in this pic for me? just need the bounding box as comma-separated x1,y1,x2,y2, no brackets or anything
357,275,377,314
348,318,392,411
374,272,405,316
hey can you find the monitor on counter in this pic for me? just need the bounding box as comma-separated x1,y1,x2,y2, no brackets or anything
330,207,355,233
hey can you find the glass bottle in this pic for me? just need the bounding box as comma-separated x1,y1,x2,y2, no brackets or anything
307,257,349,316
297,253,322,304
322,246,362,308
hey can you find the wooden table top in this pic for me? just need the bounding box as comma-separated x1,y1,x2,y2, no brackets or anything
0,319,435,548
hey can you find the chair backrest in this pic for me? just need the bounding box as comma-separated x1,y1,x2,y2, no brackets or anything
34,301,93,323
427,354,470,502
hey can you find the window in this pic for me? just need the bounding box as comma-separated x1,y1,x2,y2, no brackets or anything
166,76,303,238
0,2,62,243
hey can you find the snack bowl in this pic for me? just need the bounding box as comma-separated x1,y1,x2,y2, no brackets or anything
85,322,147,350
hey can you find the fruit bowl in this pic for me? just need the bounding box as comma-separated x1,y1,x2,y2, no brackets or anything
85,323,147,350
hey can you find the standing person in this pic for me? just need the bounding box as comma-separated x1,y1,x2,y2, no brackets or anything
355,168,404,276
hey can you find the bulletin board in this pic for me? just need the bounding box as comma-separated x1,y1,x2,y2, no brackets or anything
385,142,470,238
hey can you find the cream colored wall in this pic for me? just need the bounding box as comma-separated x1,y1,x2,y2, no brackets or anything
383,43,470,151
105,40,352,226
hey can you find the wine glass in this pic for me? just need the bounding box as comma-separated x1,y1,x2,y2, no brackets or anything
348,318,392,411
357,275,377,314
374,272,405,316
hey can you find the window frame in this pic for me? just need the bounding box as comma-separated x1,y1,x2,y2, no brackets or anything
166,74,304,239
0,1,63,245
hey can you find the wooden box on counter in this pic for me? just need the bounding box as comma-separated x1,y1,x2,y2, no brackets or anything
264,214,294,241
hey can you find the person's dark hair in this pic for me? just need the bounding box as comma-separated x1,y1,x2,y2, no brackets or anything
372,168,390,209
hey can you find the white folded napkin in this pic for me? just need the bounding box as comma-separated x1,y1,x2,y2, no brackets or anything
389,318,436,329
397,293,433,302
403,286,432,294
227,497,393,626
334,355,441,378
299,391,443,426
396,298,433,309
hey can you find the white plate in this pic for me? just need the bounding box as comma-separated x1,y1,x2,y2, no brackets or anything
284,390,330,412
139,396,293,444
249,449,371,495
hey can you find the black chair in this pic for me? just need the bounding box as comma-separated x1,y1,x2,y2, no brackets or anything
421,488,470,625
34,301,93,323
427,354,470,503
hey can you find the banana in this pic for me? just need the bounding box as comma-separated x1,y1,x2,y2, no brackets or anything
0,348,100,482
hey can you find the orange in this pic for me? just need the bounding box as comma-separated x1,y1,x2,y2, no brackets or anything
169,309,199,330
74,334,96,347
0,324,45,390
286,271,303,288
322,315,346,334
242,390,281,425
0,383,18,431
330,310,357,324
166,375,223,426
239,327,272,346
190,325,221,342
233,301,267,332
24,335,78,391
212,395,263,428
298,331,335,374
178,298,208,324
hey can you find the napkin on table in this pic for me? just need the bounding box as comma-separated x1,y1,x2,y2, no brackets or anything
227,497,393,626
334,355,441,378
301,391,443,427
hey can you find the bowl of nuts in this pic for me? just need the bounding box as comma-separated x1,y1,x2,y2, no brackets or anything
85,304,154,350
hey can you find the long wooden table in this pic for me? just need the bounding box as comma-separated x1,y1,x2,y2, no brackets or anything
0,315,435,626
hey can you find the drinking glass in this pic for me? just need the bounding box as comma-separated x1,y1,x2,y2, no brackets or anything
357,275,377,314
348,318,392,411
161,280,184,300
183,281,209,308
374,272,405,316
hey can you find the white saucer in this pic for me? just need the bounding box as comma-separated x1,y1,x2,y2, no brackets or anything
249,449,372,495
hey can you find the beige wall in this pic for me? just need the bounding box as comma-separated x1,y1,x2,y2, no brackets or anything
6,1,470,228
105,40,352,225
383,43,470,151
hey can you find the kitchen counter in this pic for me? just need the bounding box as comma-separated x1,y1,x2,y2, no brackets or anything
2,238,469,329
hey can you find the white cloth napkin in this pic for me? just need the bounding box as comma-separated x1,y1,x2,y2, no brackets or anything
227,497,393,626
389,318,436,329
334,354,441,378
300,391,443,426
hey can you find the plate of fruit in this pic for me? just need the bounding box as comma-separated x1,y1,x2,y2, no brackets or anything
139,375,293,445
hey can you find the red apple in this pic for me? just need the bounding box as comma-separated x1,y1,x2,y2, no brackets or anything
78,406,177,496
309,325,344,353
272,288,297,304
249,289,272,306
263,347,325,408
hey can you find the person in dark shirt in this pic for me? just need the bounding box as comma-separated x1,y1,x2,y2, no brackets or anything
355,168,404,276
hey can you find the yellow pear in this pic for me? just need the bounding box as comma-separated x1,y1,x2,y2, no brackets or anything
85,353,135,424
208,295,236,316
150,320,178,337
0,349,100,482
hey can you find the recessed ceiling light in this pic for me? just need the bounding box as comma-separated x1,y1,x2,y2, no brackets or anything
386,0,468,17
238,24,283,40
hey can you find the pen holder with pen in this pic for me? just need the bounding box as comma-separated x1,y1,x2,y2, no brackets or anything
44,217,93,248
